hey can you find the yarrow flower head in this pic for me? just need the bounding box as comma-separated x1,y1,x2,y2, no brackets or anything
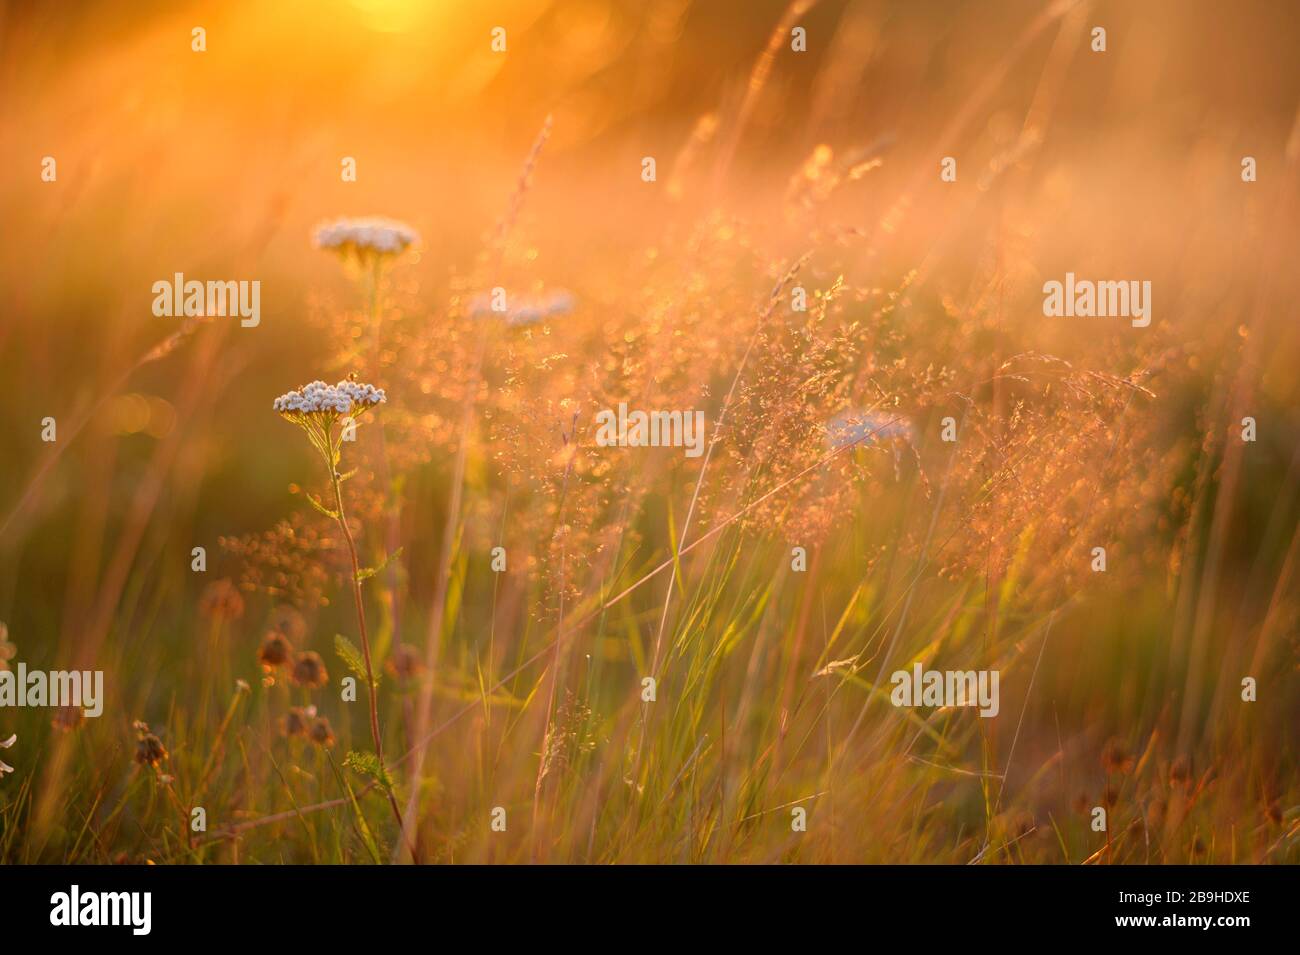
273,379,387,418
313,216,419,265
274,377,387,466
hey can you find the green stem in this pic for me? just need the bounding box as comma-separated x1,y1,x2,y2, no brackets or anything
327,441,416,861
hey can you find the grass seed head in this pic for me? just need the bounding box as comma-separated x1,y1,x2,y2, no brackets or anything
132,722,167,767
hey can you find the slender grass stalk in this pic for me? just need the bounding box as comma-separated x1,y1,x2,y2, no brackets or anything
400,114,554,862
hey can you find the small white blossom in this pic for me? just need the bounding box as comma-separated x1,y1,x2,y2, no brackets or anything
273,379,387,417
0,733,15,777
313,217,419,258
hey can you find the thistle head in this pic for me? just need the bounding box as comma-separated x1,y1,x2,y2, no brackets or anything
258,630,293,669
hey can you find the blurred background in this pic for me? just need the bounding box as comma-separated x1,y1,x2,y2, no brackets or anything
0,0,1297,862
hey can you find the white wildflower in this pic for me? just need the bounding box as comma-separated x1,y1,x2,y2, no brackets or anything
273,379,387,417
0,733,15,777
313,217,419,260
274,378,387,464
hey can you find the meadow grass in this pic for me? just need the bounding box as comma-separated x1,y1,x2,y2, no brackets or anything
0,0,1296,865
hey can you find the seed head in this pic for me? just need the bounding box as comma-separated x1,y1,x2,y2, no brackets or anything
258,631,293,669
283,705,316,737
308,715,336,748
290,650,329,689
199,578,245,622
132,722,168,767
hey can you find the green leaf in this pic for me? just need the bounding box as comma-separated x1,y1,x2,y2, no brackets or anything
356,546,404,583
306,493,339,520
343,750,393,791
334,633,378,687
342,773,383,863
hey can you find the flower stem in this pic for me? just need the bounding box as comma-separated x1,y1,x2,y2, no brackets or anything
329,461,416,861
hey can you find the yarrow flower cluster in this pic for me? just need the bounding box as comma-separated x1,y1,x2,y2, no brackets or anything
313,217,419,260
270,372,406,840
273,379,387,417
275,378,387,467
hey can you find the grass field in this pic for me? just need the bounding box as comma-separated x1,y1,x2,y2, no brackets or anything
0,0,1297,864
